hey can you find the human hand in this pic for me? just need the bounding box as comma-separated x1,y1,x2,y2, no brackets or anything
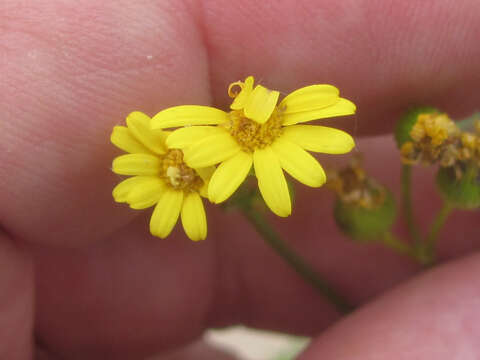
1,1,480,359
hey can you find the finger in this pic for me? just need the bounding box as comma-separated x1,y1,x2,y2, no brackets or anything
0,232,34,360
299,252,480,359
2,0,480,247
2,1,479,355
33,216,217,359
0,0,210,245
34,137,480,358
203,0,480,134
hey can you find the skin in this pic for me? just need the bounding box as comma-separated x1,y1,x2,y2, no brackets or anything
1,0,480,358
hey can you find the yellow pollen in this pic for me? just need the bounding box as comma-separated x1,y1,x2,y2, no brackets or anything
410,113,458,146
166,166,181,187
326,156,386,209
224,109,283,152
461,133,477,150
161,149,203,191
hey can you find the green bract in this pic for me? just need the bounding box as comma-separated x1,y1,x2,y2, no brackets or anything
436,164,480,209
333,190,396,241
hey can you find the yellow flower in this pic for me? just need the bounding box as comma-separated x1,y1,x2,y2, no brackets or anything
410,112,458,146
151,76,356,217
111,111,213,241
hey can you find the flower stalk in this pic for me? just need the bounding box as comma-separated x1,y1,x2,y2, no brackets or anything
238,201,353,314
423,201,453,262
401,164,422,244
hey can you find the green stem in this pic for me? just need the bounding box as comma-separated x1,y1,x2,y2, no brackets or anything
382,232,415,258
401,164,422,244
381,231,432,265
424,202,453,260
239,203,353,314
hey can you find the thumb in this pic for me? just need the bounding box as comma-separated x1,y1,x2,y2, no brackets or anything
300,252,480,359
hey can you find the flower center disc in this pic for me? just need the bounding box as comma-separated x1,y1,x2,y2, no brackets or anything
226,109,283,152
162,149,203,191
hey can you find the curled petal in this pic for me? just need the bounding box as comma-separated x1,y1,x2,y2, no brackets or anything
253,147,291,217
282,125,355,154
230,76,255,110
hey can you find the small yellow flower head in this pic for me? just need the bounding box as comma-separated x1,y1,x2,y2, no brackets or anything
410,113,458,146
111,112,213,241
399,111,460,166
152,76,356,217
327,157,396,241
326,156,386,210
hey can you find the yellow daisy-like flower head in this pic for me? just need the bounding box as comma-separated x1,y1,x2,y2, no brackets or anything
111,111,213,241
151,76,356,217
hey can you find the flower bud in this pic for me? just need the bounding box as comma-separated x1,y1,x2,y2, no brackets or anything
436,164,480,209
334,190,396,241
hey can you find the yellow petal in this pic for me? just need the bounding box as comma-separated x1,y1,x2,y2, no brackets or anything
183,131,241,168
271,137,326,187
282,125,355,154
149,189,183,238
230,76,255,110
151,106,228,129
112,154,161,176
199,182,209,198
279,85,340,113
244,85,280,124
208,151,252,203
113,176,158,203
181,192,207,241
253,147,291,217
196,166,216,198
127,177,165,209
282,98,356,126
126,111,168,154
195,166,216,183
166,126,226,149
111,126,152,154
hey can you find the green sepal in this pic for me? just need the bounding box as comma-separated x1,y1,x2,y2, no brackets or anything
395,106,438,148
334,190,396,241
